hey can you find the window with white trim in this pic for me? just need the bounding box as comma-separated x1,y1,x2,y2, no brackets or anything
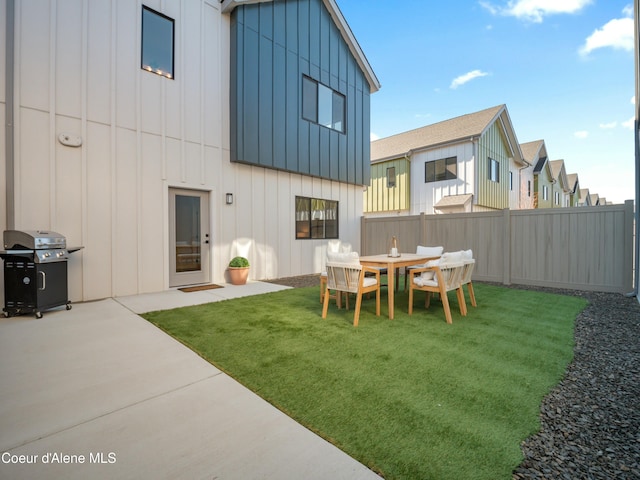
488,157,499,182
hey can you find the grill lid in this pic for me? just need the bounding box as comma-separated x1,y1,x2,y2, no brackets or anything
3,230,67,250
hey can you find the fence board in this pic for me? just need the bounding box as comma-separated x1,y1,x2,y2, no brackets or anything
362,201,634,293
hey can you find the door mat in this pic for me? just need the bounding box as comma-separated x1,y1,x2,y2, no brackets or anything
178,284,224,293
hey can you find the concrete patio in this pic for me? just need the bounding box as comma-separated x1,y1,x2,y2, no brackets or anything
0,281,382,479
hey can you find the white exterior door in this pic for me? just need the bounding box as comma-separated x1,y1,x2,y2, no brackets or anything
169,189,210,287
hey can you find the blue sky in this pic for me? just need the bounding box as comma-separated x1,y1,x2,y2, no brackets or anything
337,0,635,204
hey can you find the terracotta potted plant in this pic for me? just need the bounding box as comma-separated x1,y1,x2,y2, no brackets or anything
228,256,250,285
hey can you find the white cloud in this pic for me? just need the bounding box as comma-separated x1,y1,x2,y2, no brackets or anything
622,117,634,130
450,70,489,89
370,132,380,141
579,17,634,56
481,0,592,23
599,121,617,129
574,130,589,139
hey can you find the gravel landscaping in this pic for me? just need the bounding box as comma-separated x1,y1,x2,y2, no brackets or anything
265,275,640,479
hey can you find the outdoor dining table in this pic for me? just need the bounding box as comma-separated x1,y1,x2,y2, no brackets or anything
359,253,440,320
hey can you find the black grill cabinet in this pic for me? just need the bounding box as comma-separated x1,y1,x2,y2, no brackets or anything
1,230,81,318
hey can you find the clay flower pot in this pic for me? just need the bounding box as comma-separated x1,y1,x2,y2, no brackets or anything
228,256,250,285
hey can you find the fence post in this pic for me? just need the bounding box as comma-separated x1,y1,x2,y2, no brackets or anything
420,212,426,245
503,208,511,285
624,200,634,293
360,216,366,255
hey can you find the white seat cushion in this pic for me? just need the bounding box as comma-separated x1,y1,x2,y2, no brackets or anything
414,276,438,287
327,251,360,265
362,276,378,288
440,251,464,266
416,245,444,257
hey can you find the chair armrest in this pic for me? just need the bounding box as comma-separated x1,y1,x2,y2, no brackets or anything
363,266,381,278
409,265,438,275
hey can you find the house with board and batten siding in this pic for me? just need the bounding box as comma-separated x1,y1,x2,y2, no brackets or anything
0,0,380,302
364,104,528,216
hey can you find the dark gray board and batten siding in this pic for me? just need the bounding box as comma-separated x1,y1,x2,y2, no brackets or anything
230,0,371,186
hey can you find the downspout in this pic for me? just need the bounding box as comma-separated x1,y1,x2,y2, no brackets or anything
634,0,639,299
471,136,477,211
5,0,15,230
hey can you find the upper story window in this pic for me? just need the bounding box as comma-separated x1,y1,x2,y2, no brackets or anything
488,157,500,182
527,180,532,197
543,185,549,201
295,196,339,239
555,191,560,205
142,6,175,79
302,76,345,133
425,157,457,183
509,171,513,191
387,167,396,188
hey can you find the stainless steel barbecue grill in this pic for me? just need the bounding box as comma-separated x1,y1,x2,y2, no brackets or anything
1,230,83,318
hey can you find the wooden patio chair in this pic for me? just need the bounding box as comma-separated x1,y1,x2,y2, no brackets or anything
460,250,477,307
320,240,351,304
403,245,444,290
322,258,381,327
408,252,466,324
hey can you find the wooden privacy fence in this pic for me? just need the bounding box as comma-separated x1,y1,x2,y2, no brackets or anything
361,200,635,294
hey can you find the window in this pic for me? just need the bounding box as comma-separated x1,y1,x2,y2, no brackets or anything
387,167,396,188
302,76,345,133
425,157,457,183
509,171,513,191
543,185,548,201
295,196,338,239
555,191,560,205
527,180,531,197
141,6,174,79
488,157,500,182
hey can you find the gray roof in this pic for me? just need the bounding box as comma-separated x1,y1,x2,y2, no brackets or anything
520,139,545,164
371,105,525,163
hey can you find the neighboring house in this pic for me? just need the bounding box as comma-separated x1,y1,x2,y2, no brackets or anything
578,188,592,206
365,105,528,215
590,193,601,206
519,140,548,210
365,157,411,214
549,160,570,208
567,173,581,207
532,152,555,209
0,0,380,302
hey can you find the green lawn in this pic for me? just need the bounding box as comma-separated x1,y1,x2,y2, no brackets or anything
143,283,587,480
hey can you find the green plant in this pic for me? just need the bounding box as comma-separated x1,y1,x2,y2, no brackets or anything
228,256,249,268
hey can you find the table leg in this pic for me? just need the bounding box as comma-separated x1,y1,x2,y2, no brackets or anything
388,263,395,320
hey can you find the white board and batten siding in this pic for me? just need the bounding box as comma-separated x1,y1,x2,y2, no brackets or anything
409,144,476,215
3,0,361,302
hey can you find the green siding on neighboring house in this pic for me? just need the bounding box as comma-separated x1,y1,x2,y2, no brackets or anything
534,174,554,208
476,123,510,209
364,158,410,212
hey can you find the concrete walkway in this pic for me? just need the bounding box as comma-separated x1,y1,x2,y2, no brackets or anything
0,282,382,479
